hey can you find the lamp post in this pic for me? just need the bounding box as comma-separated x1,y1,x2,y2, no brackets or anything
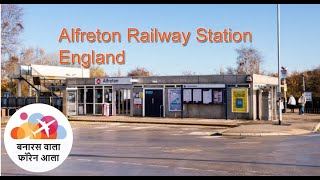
17,52,24,97
277,4,282,125
302,74,305,92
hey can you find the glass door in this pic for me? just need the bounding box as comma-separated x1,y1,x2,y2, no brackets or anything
67,88,77,116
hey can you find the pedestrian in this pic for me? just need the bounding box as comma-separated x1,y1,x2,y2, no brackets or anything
298,93,306,115
287,95,296,113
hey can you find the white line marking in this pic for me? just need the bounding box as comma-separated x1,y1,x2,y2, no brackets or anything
98,160,117,163
94,126,108,129
148,165,169,168
205,169,228,173
177,167,199,171
230,142,261,144
121,162,142,166
77,159,92,162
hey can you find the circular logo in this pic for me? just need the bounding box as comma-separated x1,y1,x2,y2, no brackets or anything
96,79,101,84
4,103,73,173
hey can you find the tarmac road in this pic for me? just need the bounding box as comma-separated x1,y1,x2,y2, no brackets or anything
1,122,320,176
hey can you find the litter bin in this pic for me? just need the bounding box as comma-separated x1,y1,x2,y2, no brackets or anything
103,103,110,117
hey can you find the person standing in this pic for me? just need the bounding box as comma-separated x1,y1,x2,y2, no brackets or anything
287,95,296,113
298,93,307,115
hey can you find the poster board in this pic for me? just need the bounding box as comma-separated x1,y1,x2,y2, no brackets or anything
183,89,192,103
213,90,223,104
168,89,181,111
304,92,312,102
203,89,213,104
134,98,142,105
193,89,202,103
231,88,248,113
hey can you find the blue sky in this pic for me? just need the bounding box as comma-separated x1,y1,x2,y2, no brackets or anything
20,4,320,76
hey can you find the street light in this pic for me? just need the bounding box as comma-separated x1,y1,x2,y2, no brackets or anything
277,4,282,125
302,74,306,92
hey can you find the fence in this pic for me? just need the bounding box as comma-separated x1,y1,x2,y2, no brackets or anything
1,96,63,116
305,97,320,114
285,97,320,114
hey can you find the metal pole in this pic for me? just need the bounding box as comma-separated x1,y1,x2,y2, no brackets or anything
302,74,305,92
277,4,282,125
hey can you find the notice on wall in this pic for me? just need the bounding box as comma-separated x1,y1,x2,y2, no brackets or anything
304,91,312,102
213,90,223,104
168,89,181,111
183,89,192,102
203,89,212,104
193,89,202,103
231,88,248,113
134,98,142,105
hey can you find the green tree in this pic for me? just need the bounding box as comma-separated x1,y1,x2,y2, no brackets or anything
90,66,108,78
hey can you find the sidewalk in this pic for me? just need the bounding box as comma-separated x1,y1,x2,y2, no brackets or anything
2,112,320,136
222,113,320,136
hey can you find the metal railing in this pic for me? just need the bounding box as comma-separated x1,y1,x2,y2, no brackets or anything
1,96,63,116
18,65,66,96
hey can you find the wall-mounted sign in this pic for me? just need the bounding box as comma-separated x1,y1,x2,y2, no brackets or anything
183,89,192,103
193,89,202,103
134,98,142,105
231,88,248,113
203,89,212,104
95,78,132,85
168,89,181,111
213,90,223,104
304,91,312,102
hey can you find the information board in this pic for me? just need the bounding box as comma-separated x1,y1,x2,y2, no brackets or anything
193,89,202,103
231,88,248,113
213,90,223,104
203,89,212,104
183,89,192,103
168,89,181,111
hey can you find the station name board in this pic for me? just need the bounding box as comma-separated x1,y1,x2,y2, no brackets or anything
95,78,132,85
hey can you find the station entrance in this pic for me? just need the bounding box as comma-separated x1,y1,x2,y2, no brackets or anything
144,89,163,117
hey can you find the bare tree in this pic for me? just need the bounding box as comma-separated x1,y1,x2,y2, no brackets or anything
225,66,237,75
127,67,152,77
235,46,263,74
1,4,24,56
181,70,197,76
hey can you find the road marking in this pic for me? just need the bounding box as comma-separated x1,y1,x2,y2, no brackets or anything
94,126,108,129
198,136,222,139
205,169,227,173
77,159,92,162
230,142,261,144
98,160,117,163
148,147,162,149
177,167,199,171
121,162,142,166
188,132,212,136
148,164,169,168
131,126,152,130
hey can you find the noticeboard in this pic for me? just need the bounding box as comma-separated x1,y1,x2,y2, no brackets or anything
192,89,202,104
231,88,248,113
304,92,312,102
183,89,192,103
203,89,212,104
168,89,181,111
